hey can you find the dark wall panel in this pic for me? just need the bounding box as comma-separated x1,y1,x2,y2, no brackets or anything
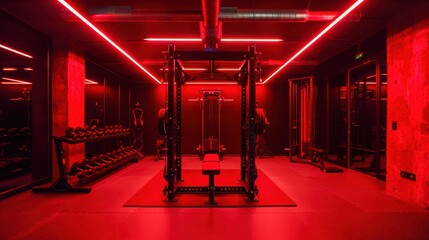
130,82,289,155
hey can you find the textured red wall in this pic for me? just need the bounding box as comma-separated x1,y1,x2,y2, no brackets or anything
52,39,85,178
386,2,429,208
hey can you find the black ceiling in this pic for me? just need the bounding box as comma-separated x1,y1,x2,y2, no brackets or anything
0,0,420,83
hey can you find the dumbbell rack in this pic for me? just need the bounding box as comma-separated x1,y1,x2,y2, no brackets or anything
75,147,140,185
32,132,129,193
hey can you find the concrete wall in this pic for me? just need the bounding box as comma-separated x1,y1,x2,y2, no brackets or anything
386,2,429,208
51,39,85,178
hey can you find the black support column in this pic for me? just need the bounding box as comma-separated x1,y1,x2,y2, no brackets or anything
165,43,176,201
241,65,248,181
247,44,257,201
175,62,182,181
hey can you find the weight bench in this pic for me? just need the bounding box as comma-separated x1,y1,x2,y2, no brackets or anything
310,147,343,173
202,153,220,204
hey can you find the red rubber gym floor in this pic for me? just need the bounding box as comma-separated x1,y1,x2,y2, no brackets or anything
1,156,428,239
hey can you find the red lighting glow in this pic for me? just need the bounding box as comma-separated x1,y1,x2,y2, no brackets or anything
146,38,201,42
160,68,208,71
1,77,32,85
85,79,99,85
0,43,33,59
183,67,208,71
263,0,365,84
216,68,240,71
2,67,18,71
58,0,161,84
185,81,238,85
144,38,283,43
221,38,283,42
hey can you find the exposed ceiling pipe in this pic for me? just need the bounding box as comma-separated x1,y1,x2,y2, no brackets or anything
220,9,344,22
63,7,359,22
202,0,220,28
200,0,221,49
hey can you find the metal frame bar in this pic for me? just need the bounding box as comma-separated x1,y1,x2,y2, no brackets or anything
288,76,314,161
175,61,182,181
346,58,382,174
375,57,381,177
346,68,351,168
163,43,259,201
165,43,176,201
246,44,257,201
241,67,247,180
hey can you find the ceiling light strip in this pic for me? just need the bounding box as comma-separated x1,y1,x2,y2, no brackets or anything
216,68,240,71
144,38,283,42
185,81,238,85
262,0,365,84
0,43,33,59
58,0,161,84
221,38,283,42
85,79,99,84
146,38,201,42
2,67,18,71
1,77,32,85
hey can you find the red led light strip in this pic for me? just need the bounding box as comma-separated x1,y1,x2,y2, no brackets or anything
144,38,283,43
85,79,99,84
262,0,365,84
1,77,32,85
0,43,33,59
185,81,237,85
2,67,18,71
58,0,161,84
222,38,283,42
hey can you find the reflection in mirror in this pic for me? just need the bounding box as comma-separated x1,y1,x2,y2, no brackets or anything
0,44,34,193
348,60,387,179
85,61,105,154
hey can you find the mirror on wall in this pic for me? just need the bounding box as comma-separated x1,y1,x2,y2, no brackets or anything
326,59,387,180
0,10,50,197
0,62,33,193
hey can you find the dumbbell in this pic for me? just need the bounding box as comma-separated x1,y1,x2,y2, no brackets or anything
93,156,111,168
72,126,87,139
105,152,120,164
80,159,97,175
69,161,89,179
7,128,19,136
94,127,104,136
83,125,95,138
111,150,125,162
65,127,78,139
88,125,98,137
89,157,106,170
103,126,112,135
99,154,114,165
122,146,133,154
116,148,127,156
115,150,128,161
114,125,122,134
83,126,97,138
19,127,30,135
121,127,129,134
